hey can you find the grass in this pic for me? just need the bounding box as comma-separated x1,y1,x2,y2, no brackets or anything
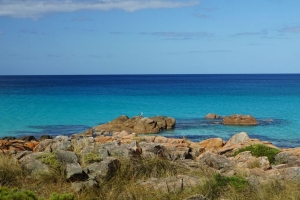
233,144,280,164
3,150,300,199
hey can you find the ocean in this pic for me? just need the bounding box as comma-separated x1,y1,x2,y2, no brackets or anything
0,74,300,148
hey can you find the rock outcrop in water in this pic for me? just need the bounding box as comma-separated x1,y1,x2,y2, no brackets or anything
93,115,176,135
223,114,258,126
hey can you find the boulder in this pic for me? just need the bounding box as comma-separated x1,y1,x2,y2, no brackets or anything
56,150,87,181
199,138,225,153
133,118,160,134
223,114,258,125
86,157,120,183
197,151,234,173
227,132,250,145
205,113,220,119
17,135,37,141
71,180,98,193
19,152,51,176
39,135,53,141
150,116,176,130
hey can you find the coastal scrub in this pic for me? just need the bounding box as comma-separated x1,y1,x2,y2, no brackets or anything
234,144,280,163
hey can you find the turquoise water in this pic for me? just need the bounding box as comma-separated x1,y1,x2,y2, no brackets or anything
0,74,300,147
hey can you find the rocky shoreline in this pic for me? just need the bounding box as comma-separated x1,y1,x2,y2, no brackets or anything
1,115,300,199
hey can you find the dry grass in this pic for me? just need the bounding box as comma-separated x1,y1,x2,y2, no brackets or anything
2,152,300,200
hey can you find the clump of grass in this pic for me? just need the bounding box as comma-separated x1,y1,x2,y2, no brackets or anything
234,144,280,164
82,153,102,165
0,154,25,186
72,138,92,155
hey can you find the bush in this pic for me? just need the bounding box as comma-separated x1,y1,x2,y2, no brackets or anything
0,187,38,200
234,144,280,164
48,192,75,200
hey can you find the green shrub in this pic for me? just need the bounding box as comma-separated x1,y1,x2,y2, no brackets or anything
234,144,280,164
213,174,248,191
0,187,38,200
48,192,75,200
36,152,62,172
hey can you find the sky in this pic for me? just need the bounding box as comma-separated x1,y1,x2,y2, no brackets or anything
0,0,300,75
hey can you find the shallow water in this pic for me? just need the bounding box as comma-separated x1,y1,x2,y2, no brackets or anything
0,74,300,147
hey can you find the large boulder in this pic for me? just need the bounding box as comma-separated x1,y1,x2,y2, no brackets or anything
223,114,258,125
197,151,234,173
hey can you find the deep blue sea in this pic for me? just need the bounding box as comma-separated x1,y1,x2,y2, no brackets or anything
1,74,300,148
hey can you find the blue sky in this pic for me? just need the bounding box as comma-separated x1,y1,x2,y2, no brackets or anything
0,0,300,75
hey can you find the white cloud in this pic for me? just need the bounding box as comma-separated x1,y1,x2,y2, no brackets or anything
0,0,199,19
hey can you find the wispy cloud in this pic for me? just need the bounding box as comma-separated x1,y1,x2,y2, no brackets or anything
0,0,199,19
279,26,300,33
193,13,208,19
141,31,213,39
20,29,39,34
233,29,268,37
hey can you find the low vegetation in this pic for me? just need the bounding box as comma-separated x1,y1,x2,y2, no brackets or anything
2,151,300,199
233,144,280,163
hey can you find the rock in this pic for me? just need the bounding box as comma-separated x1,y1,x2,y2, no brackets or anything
71,180,98,193
274,150,300,167
19,152,51,176
33,139,72,152
133,118,160,134
227,132,250,145
123,116,142,128
199,138,225,153
234,151,271,170
17,135,37,141
94,115,176,135
56,150,87,181
139,175,202,193
110,115,130,124
150,116,176,130
205,113,220,119
139,142,169,159
0,140,38,152
223,114,258,126
197,151,234,173
1,136,16,140
39,135,53,141
86,157,120,183
267,167,300,181
54,135,69,141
